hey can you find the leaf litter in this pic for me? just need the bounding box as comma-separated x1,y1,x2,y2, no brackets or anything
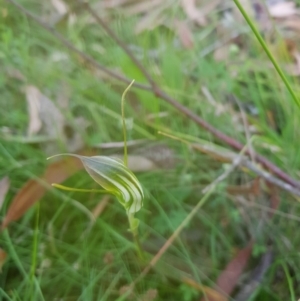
25,85,87,154
1,155,84,230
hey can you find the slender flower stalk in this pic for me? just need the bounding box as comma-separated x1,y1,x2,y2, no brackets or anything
49,80,145,259
122,80,135,166
121,79,145,259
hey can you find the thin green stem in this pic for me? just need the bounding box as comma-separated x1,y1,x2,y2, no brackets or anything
133,232,144,260
52,183,106,193
3,230,27,278
30,202,40,298
282,262,296,301
233,0,300,109
121,80,144,260
121,79,135,167
127,213,144,260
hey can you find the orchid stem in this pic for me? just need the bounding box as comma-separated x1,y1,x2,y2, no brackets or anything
121,79,135,167
128,213,144,260
122,80,144,259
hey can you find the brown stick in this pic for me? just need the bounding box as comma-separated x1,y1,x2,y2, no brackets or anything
6,0,300,189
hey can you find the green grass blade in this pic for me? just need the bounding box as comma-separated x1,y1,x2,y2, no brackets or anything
233,0,300,109
30,203,40,298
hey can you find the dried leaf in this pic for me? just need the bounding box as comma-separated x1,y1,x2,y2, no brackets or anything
216,242,252,295
36,88,65,138
234,250,273,301
174,20,194,49
25,86,42,136
25,85,65,139
200,243,253,301
1,156,84,230
0,177,10,210
0,248,7,272
24,85,86,155
1,150,153,230
269,1,298,18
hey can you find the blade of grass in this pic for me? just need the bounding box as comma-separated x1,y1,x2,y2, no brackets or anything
2,229,27,278
30,202,40,297
0,288,14,301
233,0,300,109
282,262,296,301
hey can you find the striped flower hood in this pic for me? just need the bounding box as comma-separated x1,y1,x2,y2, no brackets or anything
54,154,144,214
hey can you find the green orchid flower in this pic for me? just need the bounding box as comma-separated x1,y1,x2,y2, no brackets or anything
49,154,144,214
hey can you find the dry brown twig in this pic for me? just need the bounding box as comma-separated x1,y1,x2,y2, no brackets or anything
234,195,300,223
191,143,300,197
